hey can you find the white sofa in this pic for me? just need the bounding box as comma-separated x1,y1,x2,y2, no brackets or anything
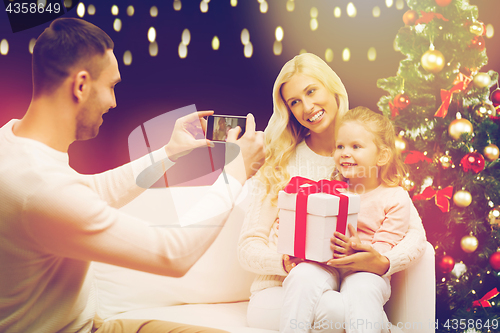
92,181,436,333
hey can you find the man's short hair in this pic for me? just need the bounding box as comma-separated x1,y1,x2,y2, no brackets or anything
32,18,114,97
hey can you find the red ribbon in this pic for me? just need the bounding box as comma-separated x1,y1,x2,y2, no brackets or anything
404,151,433,164
435,73,472,118
472,288,499,308
283,176,349,259
388,101,400,119
413,186,453,213
415,11,449,25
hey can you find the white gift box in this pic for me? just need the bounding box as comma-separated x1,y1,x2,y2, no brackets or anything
277,189,360,262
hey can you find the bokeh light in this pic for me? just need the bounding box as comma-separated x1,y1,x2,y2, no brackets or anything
334,7,341,18
230,0,237,7
273,41,282,55
275,26,284,42
77,2,85,17
113,18,122,32
123,50,132,65
368,47,377,61
260,1,268,13
182,29,191,45
64,0,72,8
347,3,357,18
342,48,351,62
150,6,158,17
0,39,9,56
286,0,294,12
325,48,334,62
87,4,95,15
200,1,208,13
244,42,253,58
310,7,318,19
212,36,220,50
386,0,393,8
173,0,182,11
310,18,318,31
486,24,494,38
127,5,134,16
372,6,381,18
299,49,307,54
149,42,158,57
178,43,187,58
148,27,156,43
396,0,405,10
241,29,250,45
111,5,119,16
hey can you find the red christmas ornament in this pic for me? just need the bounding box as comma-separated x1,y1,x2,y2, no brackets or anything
436,0,452,7
469,36,485,51
460,152,485,173
403,10,418,26
489,251,500,271
438,255,455,273
393,94,411,109
491,89,500,107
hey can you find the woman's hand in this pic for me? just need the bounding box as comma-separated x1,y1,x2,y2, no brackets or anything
331,224,361,258
282,254,305,273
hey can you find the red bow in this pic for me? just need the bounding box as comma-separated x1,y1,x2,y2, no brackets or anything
389,101,400,119
413,186,453,213
404,151,433,164
415,11,449,25
472,288,499,308
284,176,349,259
435,73,472,118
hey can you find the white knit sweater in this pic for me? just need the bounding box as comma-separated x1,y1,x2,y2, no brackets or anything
238,140,427,293
0,119,242,333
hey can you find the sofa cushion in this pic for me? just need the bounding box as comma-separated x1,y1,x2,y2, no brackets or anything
92,183,256,319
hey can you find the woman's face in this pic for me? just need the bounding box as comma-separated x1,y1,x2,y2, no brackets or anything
280,73,339,135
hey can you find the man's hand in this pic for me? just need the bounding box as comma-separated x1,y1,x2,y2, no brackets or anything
331,224,361,258
164,110,214,162
225,113,265,184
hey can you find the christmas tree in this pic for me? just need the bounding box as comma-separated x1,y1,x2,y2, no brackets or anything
376,0,500,331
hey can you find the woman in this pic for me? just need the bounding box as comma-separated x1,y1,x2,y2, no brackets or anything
237,53,427,332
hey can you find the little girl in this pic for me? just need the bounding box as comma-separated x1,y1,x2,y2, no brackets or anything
280,106,411,333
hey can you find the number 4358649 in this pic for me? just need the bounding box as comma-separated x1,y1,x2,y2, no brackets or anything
5,2,61,14
443,318,498,330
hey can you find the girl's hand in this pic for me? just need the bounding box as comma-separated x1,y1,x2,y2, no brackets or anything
282,254,305,273
326,242,390,276
331,224,361,258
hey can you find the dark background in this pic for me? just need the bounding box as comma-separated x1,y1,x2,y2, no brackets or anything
1,0,499,174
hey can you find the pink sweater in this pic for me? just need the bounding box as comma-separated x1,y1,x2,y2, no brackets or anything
355,185,411,254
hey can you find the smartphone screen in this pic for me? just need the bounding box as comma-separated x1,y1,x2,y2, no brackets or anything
206,115,246,141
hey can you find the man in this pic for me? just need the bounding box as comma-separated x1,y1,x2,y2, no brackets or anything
0,18,265,333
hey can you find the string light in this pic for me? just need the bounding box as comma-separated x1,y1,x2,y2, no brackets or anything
286,0,294,12
342,48,351,62
127,5,134,16
368,47,377,61
150,6,158,17
64,0,72,8
182,29,191,45
325,48,334,62
372,6,380,18
275,26,284,42
347,3,356,18
244,42,253,58
241,29,250,45
273,41,282,55
0,39,8,56
385,0,393,7
178,43,187,58
200,1,208,13
230,0,237,7
486,24,494,38
123,51,132,65
111,5,119,16
310,7,318,31
395,0,405,10
173,0,181,11
333,7,341,18
87,4,95,15
212,36,220,50
260,1,268,13
149,42,158,57
148,27,156,43
113,18,122,32
76,2,85,17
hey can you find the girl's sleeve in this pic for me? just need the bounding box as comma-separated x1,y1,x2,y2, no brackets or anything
381,199,427,278
238,178,288,276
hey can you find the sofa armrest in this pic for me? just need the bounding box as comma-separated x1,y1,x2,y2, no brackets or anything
384,241,435,333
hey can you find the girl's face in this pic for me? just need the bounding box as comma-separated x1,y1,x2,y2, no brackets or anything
333,121,387,182
280,73,338,135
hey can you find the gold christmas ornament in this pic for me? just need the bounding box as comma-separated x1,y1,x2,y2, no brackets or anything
460,235,479,253
421,49,445,74
448,118,473,140
453,190,472,207
395,136,407,153
473,102,496,119
483,144,499,162
402,176,415,191
489,206,500,226
438,152,452,169
472,72,491,88
469,22,484,36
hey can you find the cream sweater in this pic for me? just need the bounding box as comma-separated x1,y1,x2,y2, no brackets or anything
238,140,427,293
0,120,242,333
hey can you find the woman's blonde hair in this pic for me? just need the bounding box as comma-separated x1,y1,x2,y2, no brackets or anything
334,106,408,188
256,53,349,204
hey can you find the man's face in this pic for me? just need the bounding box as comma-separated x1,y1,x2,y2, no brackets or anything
75,49,121,140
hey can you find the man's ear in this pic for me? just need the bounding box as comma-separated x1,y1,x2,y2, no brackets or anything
377,147,392,167
73,70,91,103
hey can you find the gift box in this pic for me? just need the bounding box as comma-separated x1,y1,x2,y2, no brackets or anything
277,177,360,263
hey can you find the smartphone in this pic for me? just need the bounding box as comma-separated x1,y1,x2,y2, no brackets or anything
206,115,247,141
